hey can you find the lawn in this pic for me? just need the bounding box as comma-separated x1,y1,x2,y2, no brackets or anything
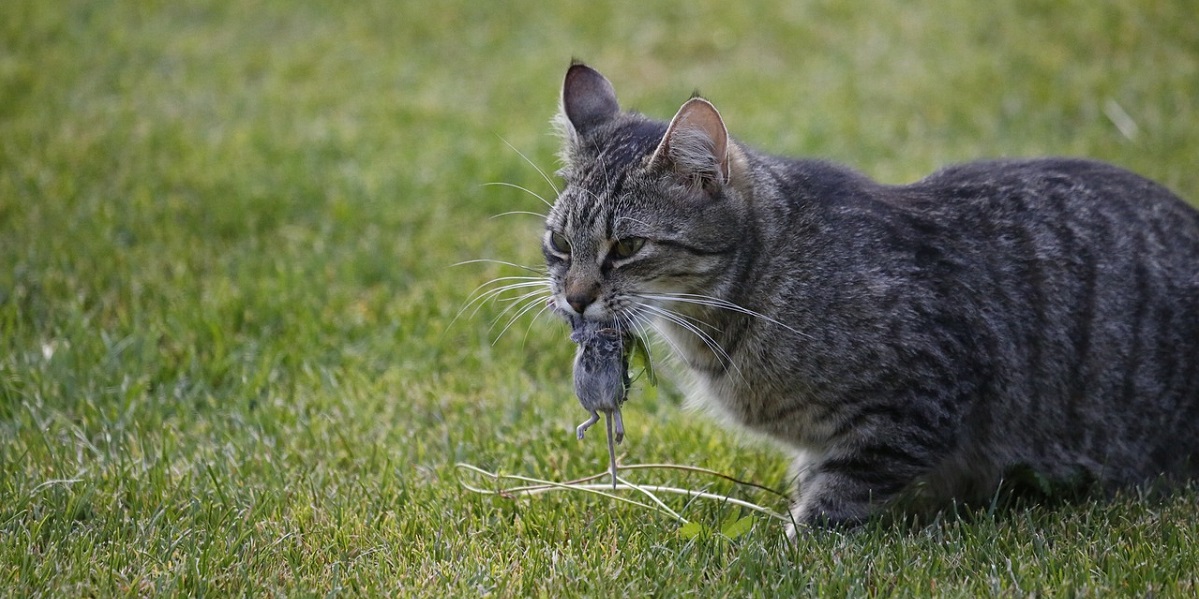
2,0,1198,595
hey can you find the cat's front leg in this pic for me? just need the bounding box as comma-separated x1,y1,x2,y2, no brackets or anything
785,440,939,538
785,468,881,537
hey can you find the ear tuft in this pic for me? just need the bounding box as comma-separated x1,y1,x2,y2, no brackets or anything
560,63,620,136
649,98,730,185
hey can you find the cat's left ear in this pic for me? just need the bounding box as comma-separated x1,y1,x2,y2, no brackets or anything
561,63,620,136
649,97,730,186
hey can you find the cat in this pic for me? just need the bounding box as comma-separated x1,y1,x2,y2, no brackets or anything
540,61,1199,536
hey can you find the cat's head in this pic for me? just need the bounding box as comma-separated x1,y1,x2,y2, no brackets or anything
544,63,750,327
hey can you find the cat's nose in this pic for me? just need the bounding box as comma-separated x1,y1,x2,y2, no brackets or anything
565,283,600,315
566,292,596,315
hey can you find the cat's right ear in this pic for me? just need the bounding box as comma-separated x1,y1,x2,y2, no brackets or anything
649,97,731,186
561,62,620,136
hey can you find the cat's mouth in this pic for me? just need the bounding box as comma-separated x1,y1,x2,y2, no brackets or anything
549,292,648,335
550,295,610,324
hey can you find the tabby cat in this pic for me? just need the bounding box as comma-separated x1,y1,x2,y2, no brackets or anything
540,62,1199,535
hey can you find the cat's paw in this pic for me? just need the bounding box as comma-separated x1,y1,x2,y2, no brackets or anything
785,502,868,538
784,477,874,541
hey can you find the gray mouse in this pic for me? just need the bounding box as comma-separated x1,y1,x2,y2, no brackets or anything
570,317,630,488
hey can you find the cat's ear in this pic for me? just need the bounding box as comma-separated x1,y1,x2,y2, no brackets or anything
561,62,620,135
649,97,730,186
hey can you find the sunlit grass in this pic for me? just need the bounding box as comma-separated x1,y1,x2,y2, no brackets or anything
2,0,1197,595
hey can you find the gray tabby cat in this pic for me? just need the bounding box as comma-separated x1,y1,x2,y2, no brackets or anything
541,62,1199,535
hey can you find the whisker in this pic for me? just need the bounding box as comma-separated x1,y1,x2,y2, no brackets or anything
637,301,722,336
493,291,555,345
613,310,637,337
452,258,545,274
642,316,687,371
493,287,552,310
451,278,550,330
488,288,553,331
613,215,654,229
465,276,547,296
488,210,547,220
573,185,602,207
596,148,612,191
635,302,743,382
643,307,719,359
461,279,548,313
472,285,550,318
491,282,551,299
496,134,561,196
613,309,661,384
617,307,656,350
664,308,739,380
487,296,547,338
635,292,812,340
480,181,553,209
520,300,558,348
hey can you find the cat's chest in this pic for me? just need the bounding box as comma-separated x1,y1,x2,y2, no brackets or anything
660,321,835,447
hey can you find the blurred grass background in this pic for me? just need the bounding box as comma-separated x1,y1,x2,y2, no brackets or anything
2,0,1197,595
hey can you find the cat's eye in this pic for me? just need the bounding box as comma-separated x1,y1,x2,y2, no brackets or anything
549,231,571,255
610,237,646,260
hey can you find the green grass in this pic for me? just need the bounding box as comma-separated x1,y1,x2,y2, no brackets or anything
3,0,1198,595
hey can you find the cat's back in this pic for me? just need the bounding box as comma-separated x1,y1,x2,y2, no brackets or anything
857,157,1199,283
909,157,1199,243
890,157,1199,483
765,155,1199,296
763,154,1199,483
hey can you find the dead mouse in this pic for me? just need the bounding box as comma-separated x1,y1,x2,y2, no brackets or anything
570,317,631,488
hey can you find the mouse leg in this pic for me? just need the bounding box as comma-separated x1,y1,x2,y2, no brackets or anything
576,411,600,440
612,407,624,444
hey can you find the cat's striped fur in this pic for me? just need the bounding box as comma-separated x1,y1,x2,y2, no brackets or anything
542,63,1199,535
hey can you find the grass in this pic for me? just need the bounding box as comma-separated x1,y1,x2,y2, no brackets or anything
2,0,1198,595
